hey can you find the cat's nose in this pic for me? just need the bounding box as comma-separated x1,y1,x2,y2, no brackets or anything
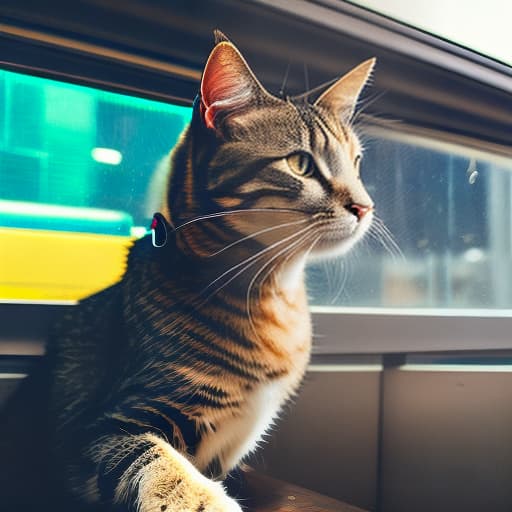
345,203,373,220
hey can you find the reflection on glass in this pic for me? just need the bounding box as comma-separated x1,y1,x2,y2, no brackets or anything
307,131,512,309
0,68,191,235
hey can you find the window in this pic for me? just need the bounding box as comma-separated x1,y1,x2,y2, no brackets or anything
0,68,190,229
0,68,191,300
2,67,512,319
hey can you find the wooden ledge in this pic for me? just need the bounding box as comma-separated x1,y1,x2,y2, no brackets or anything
227,469,368,512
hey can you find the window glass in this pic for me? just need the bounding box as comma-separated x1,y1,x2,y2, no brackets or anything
0,69,190,300
308,131,512,310
0,69,191,234
2,68,512,309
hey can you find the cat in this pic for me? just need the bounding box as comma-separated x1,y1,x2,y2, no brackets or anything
0,31,375,511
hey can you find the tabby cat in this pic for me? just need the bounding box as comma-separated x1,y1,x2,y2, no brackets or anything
0,32,375,511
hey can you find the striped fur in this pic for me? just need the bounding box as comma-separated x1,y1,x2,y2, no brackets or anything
0,35,375,511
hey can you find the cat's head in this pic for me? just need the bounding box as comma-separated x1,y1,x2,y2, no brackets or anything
167,34,375,263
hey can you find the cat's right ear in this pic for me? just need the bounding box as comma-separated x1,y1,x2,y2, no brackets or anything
315,58,376,122
199,40,272,130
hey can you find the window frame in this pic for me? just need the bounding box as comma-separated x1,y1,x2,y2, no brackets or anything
312,307,512,354
3,302,512,357
252,0,512,89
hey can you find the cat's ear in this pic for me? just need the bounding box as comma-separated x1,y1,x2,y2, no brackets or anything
200,40,271,129
315,58,376,121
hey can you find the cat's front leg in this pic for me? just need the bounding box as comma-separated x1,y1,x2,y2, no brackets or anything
88,432,242,512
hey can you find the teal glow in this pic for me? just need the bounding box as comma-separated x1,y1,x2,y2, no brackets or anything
0,200,133,236
0,68,192,234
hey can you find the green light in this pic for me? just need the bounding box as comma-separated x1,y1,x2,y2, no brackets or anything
0,67,192,232
0,68,191,117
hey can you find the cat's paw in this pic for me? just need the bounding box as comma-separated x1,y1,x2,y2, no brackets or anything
190,480,243,512
140,475,242,512
133,434,243,512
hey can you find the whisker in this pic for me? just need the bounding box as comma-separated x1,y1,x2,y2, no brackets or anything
257,228,319,302
247,234,311,334
200,223,317,301
174,207,303,232
246,229,322,339
350,90,387,127
356,113,403,132
369,224,403,261
206,217,309,257
324,255,342,304
279,60,292,98
378,228,402,258
367,227,395,259
330,257,350,305
303,62,310,100
373,216,399,242
372,217,404,260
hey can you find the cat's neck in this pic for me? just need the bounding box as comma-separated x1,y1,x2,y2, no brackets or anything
124,234,310,359
126,233,307,306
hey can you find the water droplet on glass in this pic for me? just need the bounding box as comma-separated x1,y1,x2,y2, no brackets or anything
466,158,478,185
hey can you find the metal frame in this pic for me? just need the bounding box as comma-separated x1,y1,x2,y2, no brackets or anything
1,0,511,149
312,307,512,354
250,0,511,92
0,29,197,106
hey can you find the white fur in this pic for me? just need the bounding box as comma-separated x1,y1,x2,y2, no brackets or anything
192,262,312,475
278,255,308,294
195,378,294,475
310,211,373,260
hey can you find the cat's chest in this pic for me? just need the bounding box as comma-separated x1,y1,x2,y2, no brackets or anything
195,291,312,474
194,376,301,475
191,282,311,474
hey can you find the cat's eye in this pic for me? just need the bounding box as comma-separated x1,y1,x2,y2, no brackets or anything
287,152,315,177
354,154,362,167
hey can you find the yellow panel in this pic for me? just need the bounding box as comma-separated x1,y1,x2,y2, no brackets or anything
0,228,134,301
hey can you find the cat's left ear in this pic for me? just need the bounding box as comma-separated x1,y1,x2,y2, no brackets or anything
200,40,274,130
315,58,376,121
